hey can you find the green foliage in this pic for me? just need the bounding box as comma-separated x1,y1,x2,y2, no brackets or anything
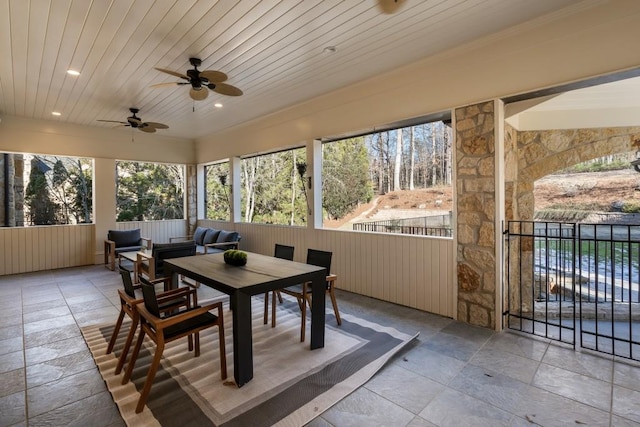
621,201,640,213
241,148,307,225
116,161,184,222
205,163,230,220
223,249,247,266
322,137,373,219
25,158,58,225
534,209,591,222
23,155,92,225
559,152,634,174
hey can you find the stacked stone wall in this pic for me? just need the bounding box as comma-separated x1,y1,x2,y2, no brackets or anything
455,101,497,328
0,154,25,227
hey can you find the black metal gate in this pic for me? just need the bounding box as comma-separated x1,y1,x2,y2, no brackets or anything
504,220,640,361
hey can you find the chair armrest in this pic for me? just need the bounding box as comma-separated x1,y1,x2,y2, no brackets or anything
137,301,223,329
141,237,152,250
203,241,239,253
169,235,193,243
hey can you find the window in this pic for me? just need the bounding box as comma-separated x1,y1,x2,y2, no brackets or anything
1,152,93,226
322,119,453,236
116,161,184,221
240,147,307,225
204,161,230,221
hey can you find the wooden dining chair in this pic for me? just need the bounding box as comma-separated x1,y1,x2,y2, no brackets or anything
276,248,341,342
106,267,196,376
263,244,295,326
123,279,227,413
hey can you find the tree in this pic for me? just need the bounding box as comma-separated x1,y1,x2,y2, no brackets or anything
25,158,57,225
323,138,373,219
205,163,230,220
116,161,184,221
394,128,402,191
409,126,415,190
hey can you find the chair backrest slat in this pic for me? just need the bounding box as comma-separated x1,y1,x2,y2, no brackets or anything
139,277,161,317
118,266,136,298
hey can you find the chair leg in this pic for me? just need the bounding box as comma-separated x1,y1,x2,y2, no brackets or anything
329,288,341,325
123,326,146,385
276,290,283,304
115,314,139,375
271,291,277,328
135,341,165,414
263,292,269,325
106,309,126,354
194,332,201,357
300,286,307,342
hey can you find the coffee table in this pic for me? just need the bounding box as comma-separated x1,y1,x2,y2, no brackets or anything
118,249,150,283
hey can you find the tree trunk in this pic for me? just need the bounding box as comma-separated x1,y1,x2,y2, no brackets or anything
394,128,402,191
290,151,297,225
409,127,415,190
431,128,437,187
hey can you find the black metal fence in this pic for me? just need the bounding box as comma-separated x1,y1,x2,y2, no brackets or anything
504,220,640,360
352,213,452,237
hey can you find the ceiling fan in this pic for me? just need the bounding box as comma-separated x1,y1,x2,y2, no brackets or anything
377,0,407,14
97,108,168,133
151,57,243,101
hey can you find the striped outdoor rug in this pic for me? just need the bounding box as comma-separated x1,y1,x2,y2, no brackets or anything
82,296,417,427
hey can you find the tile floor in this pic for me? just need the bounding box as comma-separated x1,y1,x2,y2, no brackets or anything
1,265,640,426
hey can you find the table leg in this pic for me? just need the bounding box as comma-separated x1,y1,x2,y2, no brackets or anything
231,291,253,387
310,271,326,350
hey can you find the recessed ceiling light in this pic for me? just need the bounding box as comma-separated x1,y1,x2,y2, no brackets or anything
51,111,61,116
214,103,223,108
66,69,80,76
323,46,337,53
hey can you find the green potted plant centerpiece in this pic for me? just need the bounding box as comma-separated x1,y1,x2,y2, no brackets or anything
223,249,248,266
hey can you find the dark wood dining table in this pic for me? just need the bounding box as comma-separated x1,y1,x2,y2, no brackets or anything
163,251,327,387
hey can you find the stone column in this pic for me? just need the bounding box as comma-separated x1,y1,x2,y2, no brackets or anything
455,100,500,329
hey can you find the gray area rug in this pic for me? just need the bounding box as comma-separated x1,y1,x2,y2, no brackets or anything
82,296,417,426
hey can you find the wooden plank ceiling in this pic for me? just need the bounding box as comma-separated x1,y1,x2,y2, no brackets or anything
0,0,584,140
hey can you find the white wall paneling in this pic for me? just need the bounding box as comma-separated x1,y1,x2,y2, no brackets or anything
114,219,188,245
199,220,454,318
0,224,95,275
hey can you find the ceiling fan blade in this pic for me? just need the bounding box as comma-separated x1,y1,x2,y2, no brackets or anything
138,126,156,133
200,70,228,83
190,87,209,100
377,0,406,14
209,83,243,96
154,67,189,80
150,82,183,88
145,122,169,129
97,119,128,125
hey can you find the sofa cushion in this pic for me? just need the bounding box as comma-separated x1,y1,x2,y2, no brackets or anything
192,226,208,246
202,228,221,245
108,229,141,248
215,230,240,250
216,230,239,243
